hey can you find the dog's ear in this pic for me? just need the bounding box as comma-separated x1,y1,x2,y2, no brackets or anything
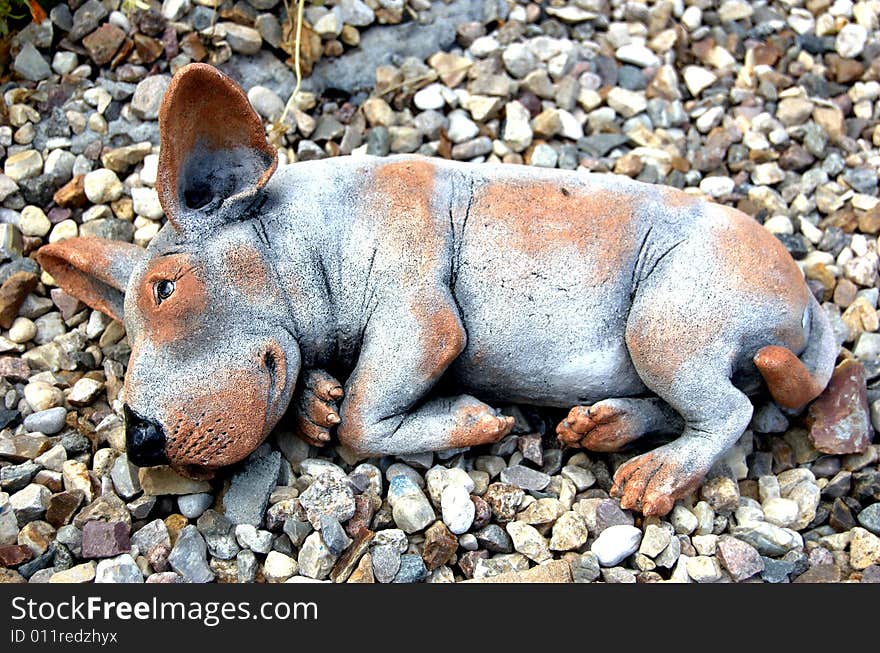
156,63,277,234
35,238,147,322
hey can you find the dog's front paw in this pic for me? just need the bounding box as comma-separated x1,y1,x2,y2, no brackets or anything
293,369,344,447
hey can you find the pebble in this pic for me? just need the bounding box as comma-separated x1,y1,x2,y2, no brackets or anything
440,484,474,535
178,493,213,519
168,525,214,583
263,551,297,582
83,169,123,204
23,407,67,435
591,525,642,567
95,554,143,583
297,531,337,580
388,475,435,533
506,521,551,563
222,447,280,526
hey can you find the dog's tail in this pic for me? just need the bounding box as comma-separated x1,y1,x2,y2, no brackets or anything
753,294,838,409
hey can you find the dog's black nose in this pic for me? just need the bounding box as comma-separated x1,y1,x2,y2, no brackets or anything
124,404,168,466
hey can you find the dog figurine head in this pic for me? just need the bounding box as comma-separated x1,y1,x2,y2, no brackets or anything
36,64,297,479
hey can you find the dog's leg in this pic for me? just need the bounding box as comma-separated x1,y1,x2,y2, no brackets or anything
337,293,513,457
556,397,683,452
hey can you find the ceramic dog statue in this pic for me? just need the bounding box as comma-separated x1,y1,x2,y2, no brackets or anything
36,64,837,516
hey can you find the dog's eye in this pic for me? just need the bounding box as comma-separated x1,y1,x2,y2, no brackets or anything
155,280,176,304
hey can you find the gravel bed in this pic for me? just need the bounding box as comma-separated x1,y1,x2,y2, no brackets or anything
0,0,879,583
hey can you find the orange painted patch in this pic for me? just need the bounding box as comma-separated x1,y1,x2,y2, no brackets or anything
134,253,208,344
368,159,446,278
472,180,640,284
223,243,273,298
712,206,807,304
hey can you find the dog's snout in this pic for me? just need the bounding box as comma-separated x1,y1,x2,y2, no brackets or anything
124,404,168,467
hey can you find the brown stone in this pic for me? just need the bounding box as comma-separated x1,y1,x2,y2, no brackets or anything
813,105,846,143
164,514,189,546
717,535,764,581
83,24,126,65
793,564,842,583
53,175,87,209
0,568,26,583
752,43,781,66
330,528,373,583
808,359,873,455
0,356,31,382
858,207,880,235
421,521,458,570
347,552,374,583
344,493,376,538
0,271,38,329
133,34,164,64
0,545,33,567
46,490,84,527
179,33,207,62
465,559,572,583
827,54,864,84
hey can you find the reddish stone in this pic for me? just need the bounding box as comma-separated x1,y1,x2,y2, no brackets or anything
808,360,873,455
0,545,33,567
471,494,491,530
717,535,764,582
421,521,457,570
49,288,84,321
517,433,543,465
344,493,376,538
83,24,126,65
0,271,38,329
458,550,488,579
81,521,131,559
0,356,31,382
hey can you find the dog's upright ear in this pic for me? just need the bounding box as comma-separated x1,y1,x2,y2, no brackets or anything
35,238,147,322
156,63,278,234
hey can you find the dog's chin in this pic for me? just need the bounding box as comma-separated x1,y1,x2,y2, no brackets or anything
171,462,217,481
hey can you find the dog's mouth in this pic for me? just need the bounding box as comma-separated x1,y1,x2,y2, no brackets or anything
172,462,217,481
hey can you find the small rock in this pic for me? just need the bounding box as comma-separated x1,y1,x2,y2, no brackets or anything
168,525,214,583
808,360,872,454
591,524,642,567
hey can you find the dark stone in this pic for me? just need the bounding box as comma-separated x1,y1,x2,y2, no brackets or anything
470,494,491,530
0,461,39,492
829,497,856,532
775,233,809,260
319,515,352,556
457,549,488,579
793,564,841,583
0,409,21,430
222,447,281,527
760,556,794,583
475,524,512,553
393,554,427,583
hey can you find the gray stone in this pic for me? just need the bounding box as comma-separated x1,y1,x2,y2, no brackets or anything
500,465,551,491
110,454,141,500
95,554,143,583
299,472,356,529
858,503,880,535
196,510,239,560
131,76,171,120
14,43,51,82
178,493,213,519
168,525,214,583
23,407,67,435
131,519,170,555
222,447,281,526
371,543,401,583
388,475,435,533
319,515,352,556
393,553,428,583
297,531,337,580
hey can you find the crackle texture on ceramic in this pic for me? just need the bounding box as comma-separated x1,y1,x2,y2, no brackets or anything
36,64,838,516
